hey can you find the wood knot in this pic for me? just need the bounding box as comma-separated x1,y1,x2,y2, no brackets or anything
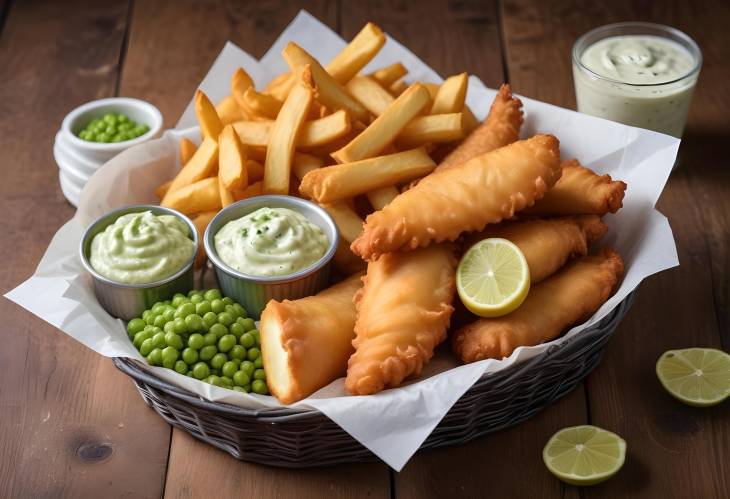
75,440,114,463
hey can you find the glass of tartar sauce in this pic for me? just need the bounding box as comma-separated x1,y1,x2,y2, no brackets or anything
572,22,701,138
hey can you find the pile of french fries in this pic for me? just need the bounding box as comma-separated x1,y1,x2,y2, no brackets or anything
156,22,479,272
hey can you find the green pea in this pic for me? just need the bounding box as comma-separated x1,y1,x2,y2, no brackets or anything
152,332,167,349
238,317,255,332
172,317,188,335
252,380,269,395
229,344,246,361
106,124,118,135
174,360,188,374
190,293,204,304
118,122,132,132
240,361,255,377
206,375,221,386
184,313,204,332
203,332,217,346
200,345,217,361
232,304,247,318
194,300,211,316
219,334,237,353
210,368,220,376
233,370,250,387
86,132,97,142
153,315,167,328
211,353,228,369
186,371,194,377
145,313,157,326
175,302,196,319
139,338,154,356
222,297,234,306
94,121,106,132
202,311,218,328
219,376,233,388
133,330,153,348
222,361,238,378
192,362,209,379
162,346,179,368
253,368,266,381
224,304,239,319
163,321,176,334
187,333,205,350
209,323,227,339
97,133,110,143
230,357,242,367
217,312,233,327
89,118,102,128
254,356,263,368
127,318,146,335
162,309,175,323
239,332,255,349
182,347,198,365
147,348,163,366
210,299,225,314
171,294,187,307
229,322,244,338
165,332,184,350
103,113,117,125
117,113,129,123
252,329,261,346
204,289,222,301
232,386,248,393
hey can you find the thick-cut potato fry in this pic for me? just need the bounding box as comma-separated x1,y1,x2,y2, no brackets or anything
179,138,197,166
300,148,436,203
264,72,295,101
389,79,408,96
154,180,172,200
282,42,369,123
161,136,218,201
367,186,399,210
218,125,247,190
396,113,465,147
231,68,254,112
216,95,244,125
192,210,218,268
321,202,364,243
264,68,314,195
346,75,394,116
242,88,283,120
218,174,235,208
326,22,386,84
332,83,430,163
371,62,407,87
232,180,263,201
195,90,223,141
421,82,440,99
430,72,468,114
162,177,221,215
292,153,324,181
246,159,264,182
232,110,351,149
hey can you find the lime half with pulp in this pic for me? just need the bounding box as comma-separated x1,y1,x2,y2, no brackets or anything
656,348,730,407
543,425,626,486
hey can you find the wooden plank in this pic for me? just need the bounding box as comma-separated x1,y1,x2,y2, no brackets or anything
0,1,171,497
502,1,730,497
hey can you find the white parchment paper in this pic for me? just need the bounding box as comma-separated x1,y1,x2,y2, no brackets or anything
5,10,679,471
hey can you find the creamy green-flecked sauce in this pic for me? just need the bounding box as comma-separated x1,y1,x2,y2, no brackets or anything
214,207,328,277
90,211,194,284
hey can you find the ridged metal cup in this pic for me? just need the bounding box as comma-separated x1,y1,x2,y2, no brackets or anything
79,205,198,321
204,195,339,319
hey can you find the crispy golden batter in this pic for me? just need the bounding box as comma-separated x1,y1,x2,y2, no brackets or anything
452,249,624,363
524,160,627,216
260,274,363,404
465,215,608,283
351,135,562,260
346,243,457,395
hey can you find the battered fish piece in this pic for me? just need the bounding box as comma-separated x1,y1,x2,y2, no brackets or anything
351,135,562,260
346,243,457,395
524,160,627,216
465,215,608,283
437,84,523,172
260,274,362,404
452,249,624,363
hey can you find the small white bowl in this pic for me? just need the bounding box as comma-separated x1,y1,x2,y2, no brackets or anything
59,170,82,207
54,130,104,177
60,97,163,163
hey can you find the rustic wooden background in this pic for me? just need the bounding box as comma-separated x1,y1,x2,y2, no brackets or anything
1,0,728,497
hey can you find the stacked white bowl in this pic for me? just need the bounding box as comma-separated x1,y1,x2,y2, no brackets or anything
54,98,163,206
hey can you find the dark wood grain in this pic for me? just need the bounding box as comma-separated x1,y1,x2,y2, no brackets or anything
501,1,730,497
0,1,171,498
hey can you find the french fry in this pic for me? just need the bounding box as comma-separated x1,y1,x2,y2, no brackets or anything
154,180,172,200
161,136,218,202
326,22,386,84
430,72,468,114
232,110,351,148
371,62,407,87
282,42,369,123
367,186,400,210
396,113,466,147
195,90,224,141
346,76,394,116
231,68,254,112
263,67,314,195
331,83,430,163
218,174,235,208
216,95,244,125
192,211,219,268
264,72,295,101
218,125,248,190
300,148,435,203
321,201,364,243
421,82,440,100
162,177,221,215
389,79,408,96
233,180,263,201
246,159,264,182
179,138,197,166
292,153,324,181
242,88,283,120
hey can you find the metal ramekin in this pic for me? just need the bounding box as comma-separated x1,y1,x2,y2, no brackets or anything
80,205,198,321
204,195,339,319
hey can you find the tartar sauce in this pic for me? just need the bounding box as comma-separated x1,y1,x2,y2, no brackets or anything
214,207,328,277
90,211,194,284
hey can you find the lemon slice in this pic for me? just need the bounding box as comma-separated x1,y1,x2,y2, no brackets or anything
656,348,730,407
543,425,626,486
456,238,529,317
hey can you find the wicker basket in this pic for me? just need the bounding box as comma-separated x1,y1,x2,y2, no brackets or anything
114,291,635,467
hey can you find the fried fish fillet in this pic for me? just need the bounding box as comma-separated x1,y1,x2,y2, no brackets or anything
260,274,362,404
452,248,624,363
346,243,457,395
465,215,608,283
524,159,627,216
351,135,562,260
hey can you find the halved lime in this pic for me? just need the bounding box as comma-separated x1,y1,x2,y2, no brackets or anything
456,238,530,317
543,425,626,486
656,348,730,407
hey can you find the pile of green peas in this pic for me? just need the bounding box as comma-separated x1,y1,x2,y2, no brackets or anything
77,113,150,143
126,288,269,395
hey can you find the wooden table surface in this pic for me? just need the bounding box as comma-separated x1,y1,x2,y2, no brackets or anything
1,0,728,497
